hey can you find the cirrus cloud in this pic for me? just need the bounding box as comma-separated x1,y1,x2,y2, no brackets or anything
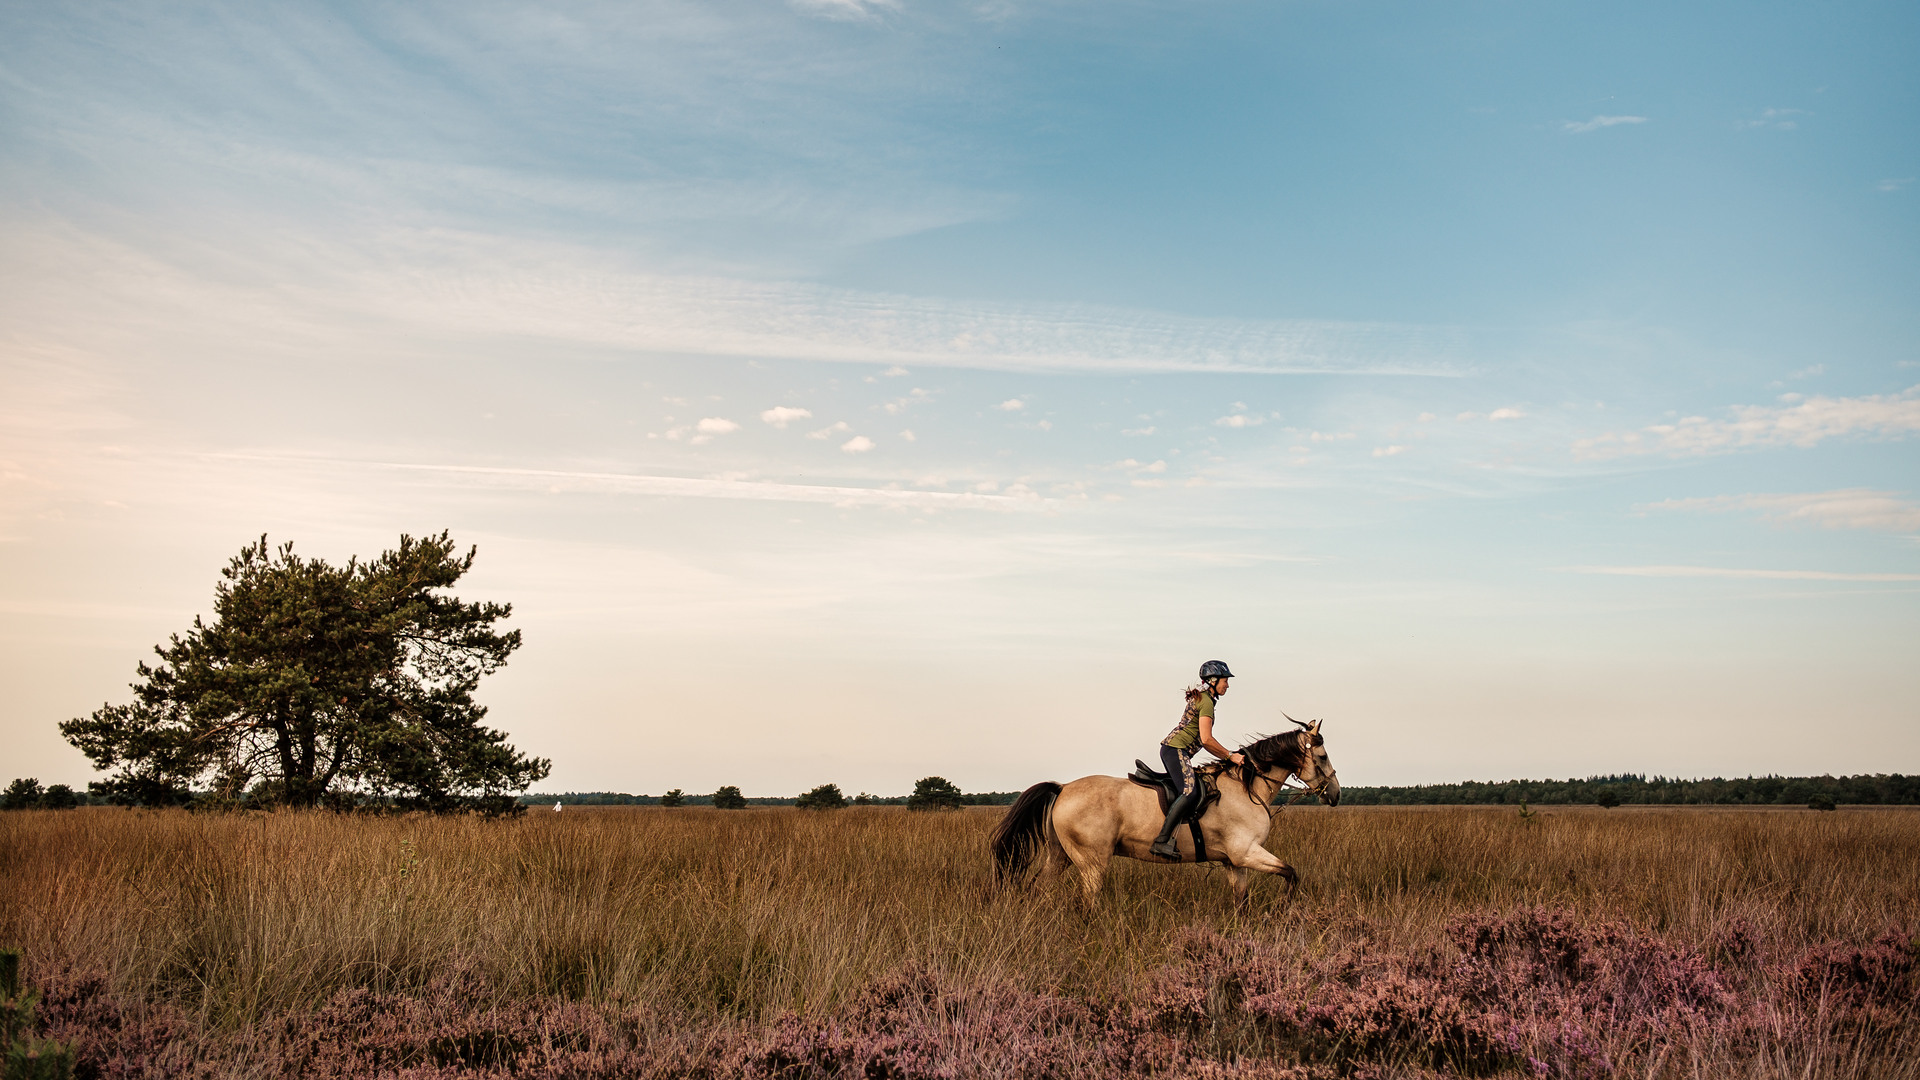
1641,489,1920,533
1574,385,1920,460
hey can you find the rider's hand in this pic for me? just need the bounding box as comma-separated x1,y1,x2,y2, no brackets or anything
1231,752,1246,766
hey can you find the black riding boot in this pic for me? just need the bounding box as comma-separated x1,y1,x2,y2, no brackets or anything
1150,788,1197,860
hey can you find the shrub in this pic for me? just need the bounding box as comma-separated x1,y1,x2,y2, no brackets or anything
711,785,746,810
795,784,846,810
1,948,75,1078
660,789,684,808
1809,793,1837,812
1596,790,1620,809
907,776,963,811
1,780,43,811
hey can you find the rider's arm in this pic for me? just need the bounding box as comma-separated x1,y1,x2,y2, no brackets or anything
1198,715,1246,765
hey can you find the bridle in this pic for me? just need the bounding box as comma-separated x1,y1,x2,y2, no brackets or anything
1242,728,1334,817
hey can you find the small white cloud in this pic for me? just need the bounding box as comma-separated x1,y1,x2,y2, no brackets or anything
841,435,875,454
1306,430,1354,442
1456,411,1479,421
1790,364,1826,380
806,421,853,440
761,406,812,428
1372,445,1407,458
1417,412,1436,422
1489,407,1526,421
898,429,916,442
696,417,740,435
881,365,909,377
1231,401,1249,413
1878,178,1915,193
883,388,933,415
1121,426,1156,436
974,480,999,493
1215,414,1263,428
1035,419,1052,431
1140,460,1167,474
1565,115,1649,134
997,398,1026,412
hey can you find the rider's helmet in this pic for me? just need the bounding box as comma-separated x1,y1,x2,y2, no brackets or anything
1198,660,1234,681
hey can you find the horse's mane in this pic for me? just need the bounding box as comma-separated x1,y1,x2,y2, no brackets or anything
1195,730,1311,790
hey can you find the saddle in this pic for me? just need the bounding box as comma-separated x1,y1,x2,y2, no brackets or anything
1127,759,1222,862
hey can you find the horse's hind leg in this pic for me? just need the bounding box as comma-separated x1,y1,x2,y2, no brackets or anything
1058,837,1110,905
1036,829,1069,888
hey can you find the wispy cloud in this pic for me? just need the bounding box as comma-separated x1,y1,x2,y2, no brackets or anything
1737,107,1809,131
1564,115,1648,134
225,456,1042,511
1642,489,1920,533
1567,564,1920,582
1573,385,1920,460
1879,178,1915,193
790,0,900,21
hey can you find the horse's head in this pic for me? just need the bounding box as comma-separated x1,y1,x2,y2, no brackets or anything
1245,716,1340,806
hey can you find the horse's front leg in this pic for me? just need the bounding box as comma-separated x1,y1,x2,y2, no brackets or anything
1233,845,1300,909
1226,864,1251,912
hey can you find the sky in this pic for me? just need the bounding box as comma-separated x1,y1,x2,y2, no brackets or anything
1,0,1916,797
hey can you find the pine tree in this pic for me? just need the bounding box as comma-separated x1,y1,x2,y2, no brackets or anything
61,533,548,813
907,776,963,811
796,783,846,809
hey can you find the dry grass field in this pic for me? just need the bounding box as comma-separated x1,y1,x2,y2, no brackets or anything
2,803,1915,1078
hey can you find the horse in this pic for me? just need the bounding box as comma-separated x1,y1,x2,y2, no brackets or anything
990,718,1339,911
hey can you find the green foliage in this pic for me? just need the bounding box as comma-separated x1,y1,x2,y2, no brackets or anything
795,783,846,810
0,782,41,811
907,776,963,811
853,792,875,805
660,789,684,808
711,785,746,810
0,948,74,1080
1339,773,1920,807
60,533,548,814
1808,793,1837,812
1596,789,1621,808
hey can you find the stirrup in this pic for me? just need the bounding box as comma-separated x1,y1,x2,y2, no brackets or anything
1149,838,1182,861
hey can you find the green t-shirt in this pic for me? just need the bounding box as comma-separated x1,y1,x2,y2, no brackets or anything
1161,691,1215,751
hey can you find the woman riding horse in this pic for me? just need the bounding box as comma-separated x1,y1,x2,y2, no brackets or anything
1151,659,1246,860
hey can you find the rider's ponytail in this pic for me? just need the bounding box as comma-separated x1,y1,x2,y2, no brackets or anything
1183,683,1210,702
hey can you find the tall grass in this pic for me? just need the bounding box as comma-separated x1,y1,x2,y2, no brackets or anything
2,805,1915,1077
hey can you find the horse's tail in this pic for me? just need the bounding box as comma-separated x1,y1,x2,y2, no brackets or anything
991,781,1061,884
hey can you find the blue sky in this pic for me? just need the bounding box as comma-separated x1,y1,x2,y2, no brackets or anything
2,0,1915,795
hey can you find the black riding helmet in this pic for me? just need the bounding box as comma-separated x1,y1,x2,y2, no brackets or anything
1198,660,1234,681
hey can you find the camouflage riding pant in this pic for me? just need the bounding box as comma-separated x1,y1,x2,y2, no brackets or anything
1159,744,1197,797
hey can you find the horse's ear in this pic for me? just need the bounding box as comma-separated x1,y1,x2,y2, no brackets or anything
1308,718,1322,735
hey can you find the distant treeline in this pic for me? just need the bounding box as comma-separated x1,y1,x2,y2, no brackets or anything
1337,774,1920,806
516,791,1023,807
523,775,1920,809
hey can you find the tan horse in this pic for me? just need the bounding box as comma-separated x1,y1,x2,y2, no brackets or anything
991,720,1339,910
